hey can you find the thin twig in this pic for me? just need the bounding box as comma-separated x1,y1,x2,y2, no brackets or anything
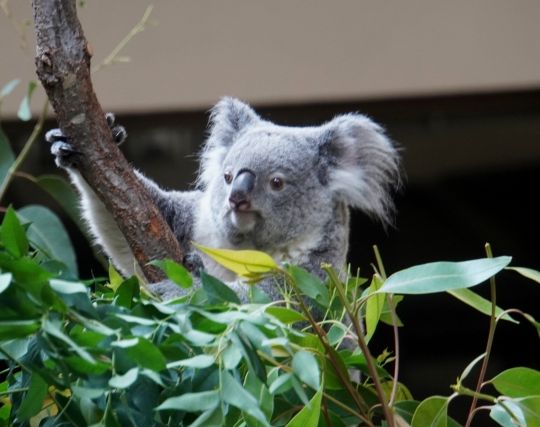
0,101,49,203
91,5,154,73
465,243,498,427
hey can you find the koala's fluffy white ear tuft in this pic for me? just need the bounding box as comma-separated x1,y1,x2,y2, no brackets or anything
322,114,401,226
198,97,260,188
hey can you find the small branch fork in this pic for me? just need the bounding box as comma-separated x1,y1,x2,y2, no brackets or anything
31,0,184,283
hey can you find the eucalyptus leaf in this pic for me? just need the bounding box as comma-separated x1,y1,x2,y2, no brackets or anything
201,270,241,304
35,174,83,230
194,243,277,278
365,274,385,341
489,400,526,427
109,367,139,389
380,256,512,295
167,354,215,369
265,306,307,324
491,367,540,397
1,206,29,258
285,386,323,427
18,374,48,421
411,396,449,427
0,126,15,187
292,350,320,390
287,265,329,307
17,205,78,277
507,266,540,285
447,288,517,323
0,320,40,340
156,390,220,412
0,78,20,100
0,273,12,294
221,370,270,426
149,259,192,288
17,80,37,121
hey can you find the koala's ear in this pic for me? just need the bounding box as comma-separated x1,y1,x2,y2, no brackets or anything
320,114,401,226
198,97,260,188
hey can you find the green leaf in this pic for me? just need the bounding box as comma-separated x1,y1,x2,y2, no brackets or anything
109,367,139,389
221,370,271,426
287,265,329,307
1,206,29,257
0,320,40,340
108,262,124,291
380,256,512,295
17,205,78,276
447,288,517,323
34,174,83,230
200,271,241,304
507,266,540,285
116,337,166,372
149,259,192,288
167,354,215,369
459,353,486,383
0,126,15,187
490,400,526,427
265,306,306,324
221,343,243,370
0,79,20,100
17,80,37,121
49,279,88,294
115,276,139,308
42,318,95,363
491,367,540,398
292,350,320,391
365,274,385,341
518,396,540,426
0,273,12,294
156,390,220,412
194,242,277,278
269,373,293,395
285,386,323,427
18,374,48,421
411,396,449,427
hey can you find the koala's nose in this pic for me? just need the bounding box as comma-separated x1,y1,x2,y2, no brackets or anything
229,169,255,211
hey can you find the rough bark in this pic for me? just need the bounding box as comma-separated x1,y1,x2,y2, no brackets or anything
32,0,184,283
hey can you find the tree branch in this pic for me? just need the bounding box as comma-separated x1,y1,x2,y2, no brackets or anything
32,0,184,283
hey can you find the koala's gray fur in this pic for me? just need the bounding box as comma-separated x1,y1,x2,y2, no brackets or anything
49,98,400,302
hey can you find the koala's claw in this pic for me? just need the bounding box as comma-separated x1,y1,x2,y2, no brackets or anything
105,112,128,145
46,112,127,169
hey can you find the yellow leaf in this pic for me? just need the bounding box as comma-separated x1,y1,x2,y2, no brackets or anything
108,262,124,291
193,243,278,278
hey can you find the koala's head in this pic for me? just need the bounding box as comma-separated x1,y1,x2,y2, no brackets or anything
198,97,400,249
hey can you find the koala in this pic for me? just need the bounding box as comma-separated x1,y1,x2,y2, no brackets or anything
46,97,400,303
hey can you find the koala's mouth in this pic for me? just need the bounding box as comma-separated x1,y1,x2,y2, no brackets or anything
229,209,258,232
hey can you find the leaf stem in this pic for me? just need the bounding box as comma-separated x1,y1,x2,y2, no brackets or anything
0,100,49,203
465,243,498,427
325,267,395,427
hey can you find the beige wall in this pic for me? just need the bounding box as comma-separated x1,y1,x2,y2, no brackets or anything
2,0,540,117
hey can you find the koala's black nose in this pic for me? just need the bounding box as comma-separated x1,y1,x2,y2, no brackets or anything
229,169,255,211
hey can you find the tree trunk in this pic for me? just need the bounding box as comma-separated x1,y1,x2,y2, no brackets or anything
32,0,184,283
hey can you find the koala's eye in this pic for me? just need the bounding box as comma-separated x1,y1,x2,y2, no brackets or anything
224,171,233,184
269,176,285,191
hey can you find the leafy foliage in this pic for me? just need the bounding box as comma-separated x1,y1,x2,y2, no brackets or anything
0,208,540,426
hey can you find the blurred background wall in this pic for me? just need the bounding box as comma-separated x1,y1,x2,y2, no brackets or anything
2,0,539,419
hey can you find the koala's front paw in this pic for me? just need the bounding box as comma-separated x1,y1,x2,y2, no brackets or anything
46,129,81,168
105,112,128,145
45,112,128,169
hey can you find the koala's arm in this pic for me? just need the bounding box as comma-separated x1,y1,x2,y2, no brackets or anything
46,120,200,280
